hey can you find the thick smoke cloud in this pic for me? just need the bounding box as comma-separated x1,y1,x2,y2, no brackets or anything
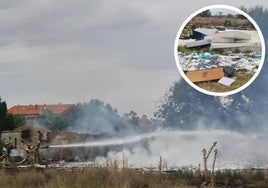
93,129,268,169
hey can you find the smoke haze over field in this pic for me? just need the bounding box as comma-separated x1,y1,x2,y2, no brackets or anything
51,129,268,169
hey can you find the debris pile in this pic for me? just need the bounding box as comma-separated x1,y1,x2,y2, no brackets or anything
180,28,261,52
179,52,260,73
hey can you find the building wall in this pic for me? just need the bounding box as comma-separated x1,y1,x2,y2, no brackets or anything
1,131,22,150
1,126,50,157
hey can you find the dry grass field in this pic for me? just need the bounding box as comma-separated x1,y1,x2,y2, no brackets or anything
189,16,251,28
0,166,268,188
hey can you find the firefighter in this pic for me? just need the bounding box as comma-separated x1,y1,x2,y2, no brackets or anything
32,142,41,164
0,145,9,166
16,142,49,165
30,142,49,164
25,143,35,164
25,143,32,154
15,143,35,165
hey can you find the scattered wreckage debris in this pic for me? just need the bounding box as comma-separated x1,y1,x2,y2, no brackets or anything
180,27,261,52
179,51,260,88
218,77,235,87
186,39,212,48
186,67,224,83
179,52,260,73
178,27,261,89
223,66,236,77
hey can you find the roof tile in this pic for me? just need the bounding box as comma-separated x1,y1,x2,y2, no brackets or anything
8,104,75,115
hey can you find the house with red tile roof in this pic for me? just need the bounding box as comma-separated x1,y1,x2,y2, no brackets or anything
8,103,75,123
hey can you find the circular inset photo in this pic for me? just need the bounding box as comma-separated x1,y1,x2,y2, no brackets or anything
174,5,265,96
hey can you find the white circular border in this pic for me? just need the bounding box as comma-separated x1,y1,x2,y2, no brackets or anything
174,4,266,96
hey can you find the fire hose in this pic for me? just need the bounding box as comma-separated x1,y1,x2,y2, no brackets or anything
15,154,30,165
0,153,7,159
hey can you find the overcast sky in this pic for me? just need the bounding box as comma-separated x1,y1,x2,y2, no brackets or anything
0,0,267,117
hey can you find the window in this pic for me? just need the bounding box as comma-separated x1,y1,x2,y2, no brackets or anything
14,138,17,149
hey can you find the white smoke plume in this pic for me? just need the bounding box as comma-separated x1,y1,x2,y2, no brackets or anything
94,129,268,169
51,128,268,169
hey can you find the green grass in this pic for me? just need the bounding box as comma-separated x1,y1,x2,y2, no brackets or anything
194,71,254,93
178,45,195,55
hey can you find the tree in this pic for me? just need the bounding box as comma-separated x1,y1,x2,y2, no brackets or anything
198,10,211,17
154,81,213,129
37,99,142,135
38,109,67,130
154,80,254,130
227,14,234,18
0,97,23,132
128,111,139,126
12,115,25,128
0,100,7,131
247,5,268,32
235,14,246,19
66,99,121,135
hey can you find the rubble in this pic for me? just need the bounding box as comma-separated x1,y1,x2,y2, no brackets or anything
218,77,235,87
180,28,261,52
223,66,236,77
179,52,260,73
185,67,224,83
